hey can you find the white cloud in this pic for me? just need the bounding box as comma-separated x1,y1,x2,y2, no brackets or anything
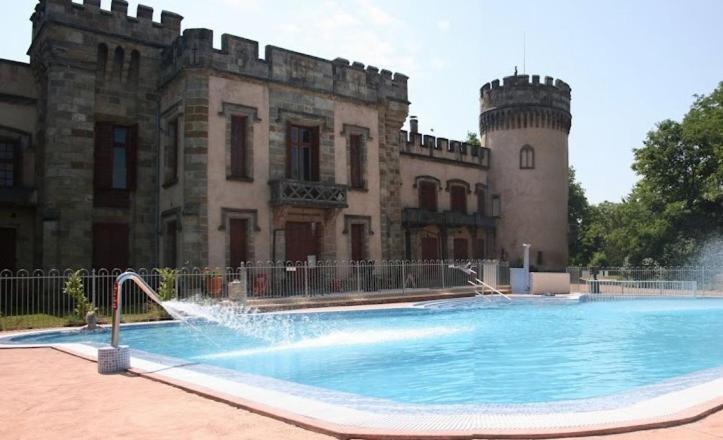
356,0,397,26
437,19,451,32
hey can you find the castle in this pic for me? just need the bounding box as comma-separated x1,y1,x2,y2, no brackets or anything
0,0,571,271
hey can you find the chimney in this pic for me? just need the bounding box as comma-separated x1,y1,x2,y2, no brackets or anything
410,116,418,133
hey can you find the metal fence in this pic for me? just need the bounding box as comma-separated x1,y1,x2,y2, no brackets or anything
0,260,508,331
567,266,723,294
584,279,699,297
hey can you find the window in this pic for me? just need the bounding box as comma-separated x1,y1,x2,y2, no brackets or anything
287,125,319,181
520,144,535,169
164,118,178,185
230,115,247,178
94,122,137,207
0,140,18,188
350,223,366,261
418,181,438,212
229,218,248,268
477,188,486,216
453,238,469,260
96,44,108,81
113,46,124,81
163,220,178,268
349,134,363,189
450,186,467,214
491,195,501,217
128,50,140,85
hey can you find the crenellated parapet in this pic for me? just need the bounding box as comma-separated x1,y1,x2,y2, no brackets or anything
479,74,571,134
399,129,490,169
31,0,182,47
160,29,408,104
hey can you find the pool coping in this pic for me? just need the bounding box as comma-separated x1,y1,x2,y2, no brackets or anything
2,296,723,439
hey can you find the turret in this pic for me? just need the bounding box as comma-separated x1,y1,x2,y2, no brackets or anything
480,74,572,270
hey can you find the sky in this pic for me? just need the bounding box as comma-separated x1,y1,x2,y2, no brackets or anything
2,0,722,204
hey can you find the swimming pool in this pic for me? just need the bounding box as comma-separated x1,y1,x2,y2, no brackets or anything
4,296,723,435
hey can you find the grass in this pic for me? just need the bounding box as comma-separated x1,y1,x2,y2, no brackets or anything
0,307,170,332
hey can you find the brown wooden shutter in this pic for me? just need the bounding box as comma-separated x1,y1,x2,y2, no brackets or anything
477,189,486,216
311,127,320,181
92,223,129,270
127,124,138,190
230,115,246,177
94,122,114,190
453,238,469,260
350,135,362,188
286,124,294,178
419,181,437,211
421,236,439,260
451,186,466,213
351,224,365,261
229,218,248,268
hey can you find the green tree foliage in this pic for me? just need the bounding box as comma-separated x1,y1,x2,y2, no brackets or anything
63,270,94,322
570,82,723,266
155,268,177,301
567,166,592,265
465,132,481,146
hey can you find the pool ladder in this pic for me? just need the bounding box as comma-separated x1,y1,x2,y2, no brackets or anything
449,263,512,302
111,271,164,347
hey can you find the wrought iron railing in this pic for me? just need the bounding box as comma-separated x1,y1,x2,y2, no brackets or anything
0,259,507,331
269,179,348,208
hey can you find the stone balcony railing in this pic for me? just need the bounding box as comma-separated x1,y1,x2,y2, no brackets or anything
402,207,496,228
269,179,348,209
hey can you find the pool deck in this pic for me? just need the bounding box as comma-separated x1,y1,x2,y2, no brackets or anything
1,347,722,439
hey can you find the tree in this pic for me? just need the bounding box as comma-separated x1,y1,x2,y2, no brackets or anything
465,132,481,146
568,166,592,265
572,82,723,267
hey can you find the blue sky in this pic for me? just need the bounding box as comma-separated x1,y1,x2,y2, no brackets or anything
3,0,722,203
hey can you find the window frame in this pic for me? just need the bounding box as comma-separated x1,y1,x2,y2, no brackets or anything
0,138,20,189
520,144,535,169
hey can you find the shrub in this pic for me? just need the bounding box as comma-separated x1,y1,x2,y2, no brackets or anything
63,270,95,322
155,268,177,301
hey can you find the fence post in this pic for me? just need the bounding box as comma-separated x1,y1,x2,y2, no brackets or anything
441,260,446,289
304,262,310,297
91,269,96,306
356,263,361,293
401,260,406,295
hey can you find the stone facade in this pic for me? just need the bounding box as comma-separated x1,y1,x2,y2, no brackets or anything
0,0,571,271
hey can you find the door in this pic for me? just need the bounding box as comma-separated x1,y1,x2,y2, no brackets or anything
229,218,248,268
285,222,319,263
421,236,439,261
0,228,16,271
92,223,129,270
350,224,365,261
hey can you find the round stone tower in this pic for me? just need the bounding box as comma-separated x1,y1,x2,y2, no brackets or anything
480,74,571,270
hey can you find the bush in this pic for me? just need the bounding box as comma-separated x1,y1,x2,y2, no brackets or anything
155,268,177,301
63,270,95,322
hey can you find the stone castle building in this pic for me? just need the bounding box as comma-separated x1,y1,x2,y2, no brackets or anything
0,0,571,271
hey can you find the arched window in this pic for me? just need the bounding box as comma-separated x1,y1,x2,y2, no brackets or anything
128,50,140,85
96,44,108,82
113,46,125,81
519,144,535,169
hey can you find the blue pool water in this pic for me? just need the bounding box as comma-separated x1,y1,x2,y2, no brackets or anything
7,297,723,405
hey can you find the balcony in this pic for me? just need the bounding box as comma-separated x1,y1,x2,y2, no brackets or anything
269,179,348,209
402,208,495,228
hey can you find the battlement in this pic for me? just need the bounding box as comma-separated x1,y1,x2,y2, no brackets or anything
160,28,408,103
480,74,571,113
398,126,490,169
32,0,182,47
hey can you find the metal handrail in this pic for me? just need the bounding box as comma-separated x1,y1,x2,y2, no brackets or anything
111,271,164,347
468,278,512,301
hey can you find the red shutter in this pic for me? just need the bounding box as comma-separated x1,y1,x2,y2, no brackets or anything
350,135,362,188
92,223,129,270
351,224,365,261
421,236,439,260
127,124,138,190
419,182,437,211
230,115,246,177
451,186,466,213
453,238,469,260
229,219,248,268
94,122,114,190
311,127,320,181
